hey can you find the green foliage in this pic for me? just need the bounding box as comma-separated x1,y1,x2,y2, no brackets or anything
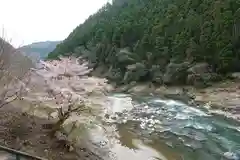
48,0,240,84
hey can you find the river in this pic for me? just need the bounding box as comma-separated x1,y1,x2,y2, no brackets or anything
89,93,240,160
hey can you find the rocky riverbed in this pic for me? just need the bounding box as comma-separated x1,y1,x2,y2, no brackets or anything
115,79,240,122
102,93,240,160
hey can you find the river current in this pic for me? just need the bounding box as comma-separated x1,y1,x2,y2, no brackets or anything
93,93,240,160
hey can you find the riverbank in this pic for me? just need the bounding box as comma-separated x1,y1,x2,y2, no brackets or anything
0,57,114,160
113,80,240,121
0,105,76,159
0,104,106,160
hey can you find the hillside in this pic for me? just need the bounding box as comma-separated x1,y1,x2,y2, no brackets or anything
20,41,61,61
48,0,240,87
0,38,33,78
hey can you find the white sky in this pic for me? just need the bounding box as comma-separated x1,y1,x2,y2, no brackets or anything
0,0,110,47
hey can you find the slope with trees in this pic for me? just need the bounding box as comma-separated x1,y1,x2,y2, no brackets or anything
20,41,61,61
0,38,33,107
48,0,240,86
0,38,108,159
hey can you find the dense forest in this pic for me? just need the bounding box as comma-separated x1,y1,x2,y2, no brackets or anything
48,0,240,87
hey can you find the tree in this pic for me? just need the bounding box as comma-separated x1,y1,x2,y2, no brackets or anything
29,57,109,137
0,34,31,108
46,90,88,137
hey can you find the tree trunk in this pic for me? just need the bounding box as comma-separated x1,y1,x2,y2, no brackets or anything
50,118,65,137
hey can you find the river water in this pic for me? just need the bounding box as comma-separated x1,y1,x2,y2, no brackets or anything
94,93,240,160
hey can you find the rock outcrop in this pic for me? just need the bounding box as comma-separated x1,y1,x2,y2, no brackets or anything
163,62,190,85
187,63,221,87
123,62,147,83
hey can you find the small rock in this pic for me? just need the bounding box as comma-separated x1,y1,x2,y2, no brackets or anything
111,116,117,120
39,139,46,144
21,112,28,117
104,114,110,119
69,146,74,152
156,110,161,114
122,119,127,123
116,112,123,117
154,119,161,124
231,72,240,80
22,140,31,146
224,152,239,160
148,124,153,127
99,141,107,147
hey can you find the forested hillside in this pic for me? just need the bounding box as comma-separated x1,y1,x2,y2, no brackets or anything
49,0,240,86
20,41,61,61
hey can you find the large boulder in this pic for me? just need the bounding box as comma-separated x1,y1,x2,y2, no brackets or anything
163,62,190,85
117,48,135,65
123,62,148,83
187,63,221,87
231,72,240,80
187,63,210,87
187,62,211,74
151,65,163,84
106,68,123,82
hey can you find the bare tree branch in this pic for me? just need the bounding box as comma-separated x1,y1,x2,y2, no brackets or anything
0,30,31,108
0,95,18,108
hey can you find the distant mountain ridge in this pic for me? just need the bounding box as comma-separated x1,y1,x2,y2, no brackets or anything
20,41,61,61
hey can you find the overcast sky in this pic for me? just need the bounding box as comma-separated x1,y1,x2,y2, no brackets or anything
0,0,109,47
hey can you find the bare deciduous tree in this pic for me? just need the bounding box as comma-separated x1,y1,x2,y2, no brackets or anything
0,32,31,108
